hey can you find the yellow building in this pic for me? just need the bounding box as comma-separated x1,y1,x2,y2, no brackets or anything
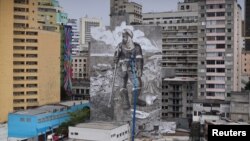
37,0,65,32
0,0,61,122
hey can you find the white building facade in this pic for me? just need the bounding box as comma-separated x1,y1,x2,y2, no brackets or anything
69,122,130,141
67,19,80,56
80,17,102,46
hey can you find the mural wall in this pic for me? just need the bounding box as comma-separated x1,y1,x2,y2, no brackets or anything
63,25,73,96
89,22,162,134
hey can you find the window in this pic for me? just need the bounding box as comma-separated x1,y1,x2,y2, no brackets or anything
207,60,215,65
20,118,25,122
207,12,215,17
181,6,184,10
26,46,37,50
209,5,214,9
217,12,225,17
216,44,225,49
207,92,215,96
201,92,204,96
217,36,225,40
219,4,224,9
26,118,31,122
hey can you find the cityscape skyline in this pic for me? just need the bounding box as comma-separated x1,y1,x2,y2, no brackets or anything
59,0,245,26
1,0,250,140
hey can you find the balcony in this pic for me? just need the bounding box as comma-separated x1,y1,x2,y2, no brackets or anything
206,0,225,4
26,102,39,106
206,80,225,84
168,103,183,106
162,47,198,50
169,96,182,100
206,64,225,68
206,8,225,13
206,88,225,92
206,72,225,76
13,102,26,107
206,24,225,28
164,53,197,57
206,32,225,36
168,111,183,113
207,16,225,21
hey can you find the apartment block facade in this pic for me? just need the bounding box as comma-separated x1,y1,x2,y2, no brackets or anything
0,0,62,122
67,19,80,56
72,52,89,80
80,17,102,46
110,0,142,26
245,0,250,50
143,0,199,120
37,0,67,31
197,0,242,100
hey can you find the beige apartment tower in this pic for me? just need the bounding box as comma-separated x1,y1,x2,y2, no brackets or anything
0,0,60,122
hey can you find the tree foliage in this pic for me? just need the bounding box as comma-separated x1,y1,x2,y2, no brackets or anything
245,81,250,90
55,108,90,135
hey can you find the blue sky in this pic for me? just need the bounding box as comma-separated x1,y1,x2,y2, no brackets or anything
58,0,245,26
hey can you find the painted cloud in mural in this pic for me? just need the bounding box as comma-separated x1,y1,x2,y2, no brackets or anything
91,22,161,53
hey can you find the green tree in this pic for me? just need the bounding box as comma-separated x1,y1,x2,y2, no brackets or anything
60,86,71,101
245,81,250,90
55,108,90,135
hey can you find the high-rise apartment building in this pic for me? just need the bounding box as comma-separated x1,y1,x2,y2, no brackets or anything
192,0,242,122
72,51,89,80
37,0,67,31
67,19,80,56
0,0,62,122
110,0,142,26
80,17,102,46
245,0,250,50
143,0,198,121
242,48,250,76
197,0,242,100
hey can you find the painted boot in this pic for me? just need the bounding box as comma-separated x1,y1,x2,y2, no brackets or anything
120,88,131,110
131,89,146,107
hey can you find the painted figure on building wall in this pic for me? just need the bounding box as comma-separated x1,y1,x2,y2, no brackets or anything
113,29,146,109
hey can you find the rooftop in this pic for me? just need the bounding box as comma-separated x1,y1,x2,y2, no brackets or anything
16,105,65,115
193,99,230,104
206,119,249,125
164,77,197,82
59,100,89,107
13,100,89,116
74,122,128,130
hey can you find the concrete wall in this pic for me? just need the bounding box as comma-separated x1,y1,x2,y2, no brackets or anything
230,92,250,122
69,124,129,141
0,0,14,122
38,30,60,105
242,51,250,76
